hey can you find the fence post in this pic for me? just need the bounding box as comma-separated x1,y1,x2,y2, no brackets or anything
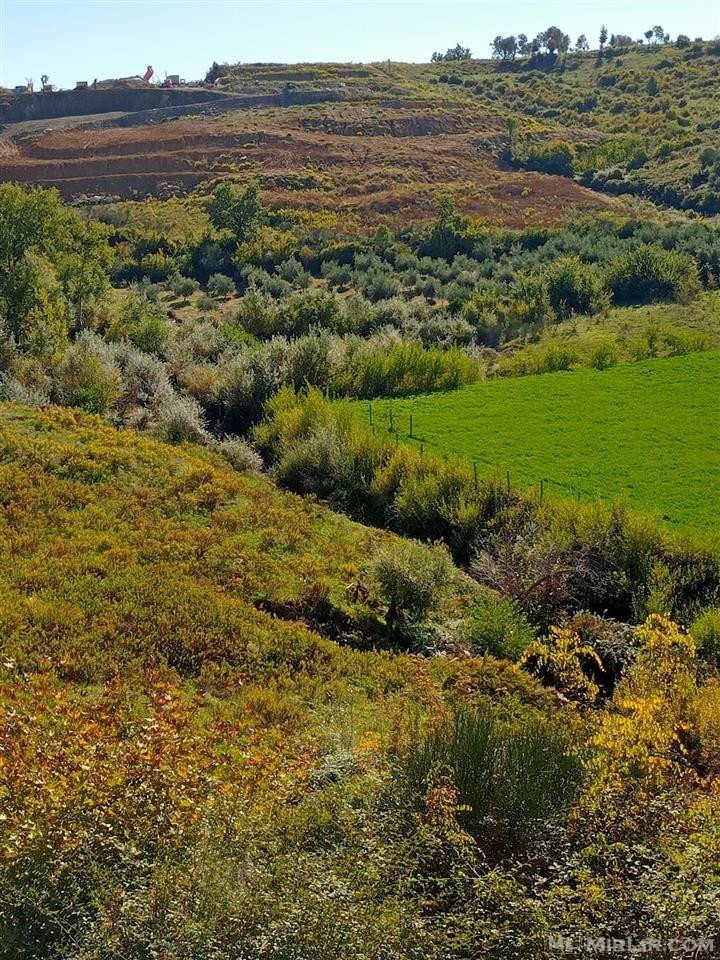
540,479,544,502
409,413,414,438
473,462,478,490
506,469,510,493
368,402,373,427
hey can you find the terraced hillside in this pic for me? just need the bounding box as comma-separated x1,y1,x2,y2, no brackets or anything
0,105,622,226
2,43,720,223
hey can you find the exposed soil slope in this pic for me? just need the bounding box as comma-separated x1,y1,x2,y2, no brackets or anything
0,103,624,226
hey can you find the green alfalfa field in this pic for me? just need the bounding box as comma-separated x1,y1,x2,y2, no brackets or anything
356,351,720,531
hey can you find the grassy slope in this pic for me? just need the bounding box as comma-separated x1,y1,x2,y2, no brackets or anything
0,402,553,955
0,403,389,679
360,351,720,530
555,292,720,346
500,291,720,373
0,403,507,688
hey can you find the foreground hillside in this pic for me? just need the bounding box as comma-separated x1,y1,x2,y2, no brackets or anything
0,402,473,677
359,350,720,530
1,403,720,957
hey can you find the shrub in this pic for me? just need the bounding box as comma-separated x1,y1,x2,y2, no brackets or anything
335,341,480,398
690,607,720,664
219,346,284,432
128,312,171,356
0,373,49,407
216,435,264,472
460,594,536,660
196,293,217,312
543,257,608,320
207,273,235,298
321,259,352,289
112,342,171,411
604,245,701,306
400,708,581,857
500,339,579,376
154,394,208,444
232,287,279,339
271,418,385,519
522,142,575,177
108,289,170,355
588,616,697,803
54,339,120,414
358,267,402,302
171,275,201,300
277,256,310,288
691,679,720,772
370,539,453,627
587,336,620,370
279,289,345,337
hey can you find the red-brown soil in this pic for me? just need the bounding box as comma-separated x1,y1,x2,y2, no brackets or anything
0,105,627,227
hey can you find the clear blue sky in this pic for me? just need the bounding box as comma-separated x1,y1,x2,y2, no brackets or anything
1,0,719,89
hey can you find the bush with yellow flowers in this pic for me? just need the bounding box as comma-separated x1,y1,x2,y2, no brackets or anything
587,615,697,803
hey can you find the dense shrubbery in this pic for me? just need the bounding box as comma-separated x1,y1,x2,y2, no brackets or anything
255,389,720,627
7,185,719,449
0,183,110,347
604,243,701,304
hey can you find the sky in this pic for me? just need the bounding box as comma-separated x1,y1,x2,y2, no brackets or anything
1,0,719,90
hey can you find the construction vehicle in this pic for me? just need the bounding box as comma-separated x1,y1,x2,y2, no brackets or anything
142,65,154,83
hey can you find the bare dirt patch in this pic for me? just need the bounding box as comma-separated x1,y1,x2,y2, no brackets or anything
0,106,628,227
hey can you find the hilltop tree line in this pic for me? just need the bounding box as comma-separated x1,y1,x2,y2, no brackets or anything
431,24,701,62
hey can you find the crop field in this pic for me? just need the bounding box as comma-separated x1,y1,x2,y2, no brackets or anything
361,351,720,530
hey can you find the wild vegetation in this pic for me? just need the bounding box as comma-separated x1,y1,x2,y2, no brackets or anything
2,405,720,957
1,27,720,956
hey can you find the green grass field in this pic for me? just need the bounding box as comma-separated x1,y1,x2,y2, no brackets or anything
361,351,720,531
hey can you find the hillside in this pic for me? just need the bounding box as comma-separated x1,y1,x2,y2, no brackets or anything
0,402,478,679
3,30,720,952
2,408,720,957
4,41,720,224
0,402,560,957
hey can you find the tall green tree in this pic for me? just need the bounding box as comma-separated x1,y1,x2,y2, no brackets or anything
542,26,570,55
208,181,263,245
0,184,110,346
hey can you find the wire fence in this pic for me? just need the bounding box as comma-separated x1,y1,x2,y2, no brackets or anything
365,400,603,505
